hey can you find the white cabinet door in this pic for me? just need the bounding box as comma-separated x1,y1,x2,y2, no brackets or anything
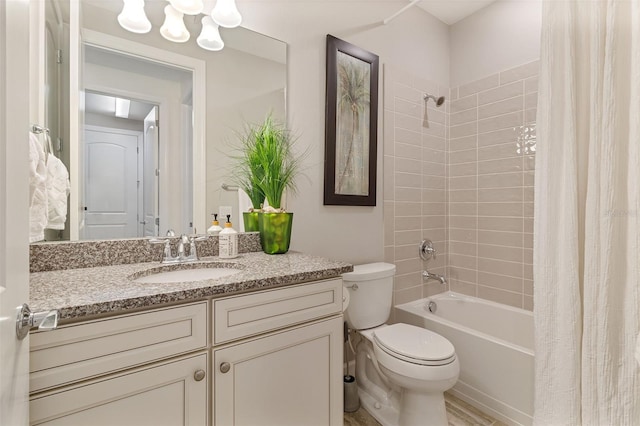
30,353,208,426
214,316,343,426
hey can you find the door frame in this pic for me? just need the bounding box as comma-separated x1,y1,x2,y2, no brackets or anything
0,0,32,424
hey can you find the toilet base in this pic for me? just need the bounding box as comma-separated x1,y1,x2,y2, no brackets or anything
355,337,451,426
358,386,449,426
358,385,399,426
399,390,448,426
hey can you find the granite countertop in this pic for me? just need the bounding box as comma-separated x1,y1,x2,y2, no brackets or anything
30,251,353,322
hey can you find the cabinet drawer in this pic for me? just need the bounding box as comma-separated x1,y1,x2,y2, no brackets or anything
214,278,342,344
30,301,208,393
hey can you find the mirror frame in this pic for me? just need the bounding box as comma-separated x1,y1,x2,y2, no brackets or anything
71,29,207,238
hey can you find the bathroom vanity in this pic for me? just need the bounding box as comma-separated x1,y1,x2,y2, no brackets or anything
28,248,351,425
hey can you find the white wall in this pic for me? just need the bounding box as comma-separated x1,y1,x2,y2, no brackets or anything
241,2,450,264
449,0,542,87
85,112,143,132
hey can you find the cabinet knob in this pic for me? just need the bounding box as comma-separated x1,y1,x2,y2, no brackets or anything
220,362,231,373
193,369,206,381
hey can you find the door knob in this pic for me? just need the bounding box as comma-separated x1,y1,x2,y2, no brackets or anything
220,362,231,373
16,303,59,340
193,369,206,381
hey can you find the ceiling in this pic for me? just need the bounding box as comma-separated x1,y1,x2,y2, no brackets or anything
414,0,498,25
85,92,156,122
81,0,496,30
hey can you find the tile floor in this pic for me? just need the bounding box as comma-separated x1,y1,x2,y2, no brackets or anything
344,392,507,426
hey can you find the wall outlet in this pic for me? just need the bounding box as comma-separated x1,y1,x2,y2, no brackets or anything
219,206,233,221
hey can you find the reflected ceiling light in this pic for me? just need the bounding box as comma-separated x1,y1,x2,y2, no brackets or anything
115,98,131,119
211,0,242,28
117,0,241,51
169,0,204,15
160,4,190,43
197,16,224,51
117,0,152,34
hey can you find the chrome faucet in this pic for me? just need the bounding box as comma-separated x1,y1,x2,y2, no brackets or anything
422,270,447,285
150,232,208,264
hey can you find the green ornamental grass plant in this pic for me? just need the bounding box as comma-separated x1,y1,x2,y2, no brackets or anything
238,115,303,211
231,114,305,254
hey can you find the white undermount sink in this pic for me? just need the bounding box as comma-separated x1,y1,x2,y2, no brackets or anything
133,266,241,284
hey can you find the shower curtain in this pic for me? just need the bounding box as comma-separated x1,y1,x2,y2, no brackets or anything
533,0,640,425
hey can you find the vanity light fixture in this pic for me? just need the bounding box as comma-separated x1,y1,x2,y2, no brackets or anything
211,0,242,28
197,16,224,51
117,0,243,51
160,4,190,43
117,0,152,34
115,98,131,119
169,0,204,16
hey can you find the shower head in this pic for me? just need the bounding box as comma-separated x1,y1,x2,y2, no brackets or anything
424,94,445,107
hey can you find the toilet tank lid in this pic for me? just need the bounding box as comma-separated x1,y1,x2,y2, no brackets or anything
342,262,396,282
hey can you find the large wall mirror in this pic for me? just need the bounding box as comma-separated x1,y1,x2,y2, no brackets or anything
34,0,287,242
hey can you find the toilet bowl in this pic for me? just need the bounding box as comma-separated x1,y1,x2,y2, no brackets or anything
343,263,459,426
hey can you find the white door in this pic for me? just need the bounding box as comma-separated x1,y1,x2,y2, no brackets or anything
143,107,159,237
83,127,141,240
214,317,343,426
0,1,32,425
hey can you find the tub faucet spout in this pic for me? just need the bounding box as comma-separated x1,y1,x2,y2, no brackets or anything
422,270,447,285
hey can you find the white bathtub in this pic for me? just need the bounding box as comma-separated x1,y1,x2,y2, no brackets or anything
395,292,534,426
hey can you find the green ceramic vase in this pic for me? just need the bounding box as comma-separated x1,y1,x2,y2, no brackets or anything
242,212,260,232
258,212,293,254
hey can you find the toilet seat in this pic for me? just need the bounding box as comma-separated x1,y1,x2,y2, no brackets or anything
373,323,456,366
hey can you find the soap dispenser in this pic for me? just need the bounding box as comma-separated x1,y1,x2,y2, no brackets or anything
218,215,238,259
207,213,223,236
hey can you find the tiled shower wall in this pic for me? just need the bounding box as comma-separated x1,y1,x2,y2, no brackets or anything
383,65,450,319
383,61,538,312
447,61,537,310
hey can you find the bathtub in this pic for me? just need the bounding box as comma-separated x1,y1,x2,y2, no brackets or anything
395,292,534,426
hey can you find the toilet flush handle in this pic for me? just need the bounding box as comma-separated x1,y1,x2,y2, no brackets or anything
345,283,358,291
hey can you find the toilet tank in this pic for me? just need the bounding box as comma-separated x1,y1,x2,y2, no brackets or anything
342,262,396,330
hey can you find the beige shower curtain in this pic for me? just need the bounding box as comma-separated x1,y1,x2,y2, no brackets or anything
533,0,640,424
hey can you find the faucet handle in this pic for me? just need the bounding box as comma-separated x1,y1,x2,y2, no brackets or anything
190,234,208,242
419,239,437,261
150,238,175,263
149,237,169,245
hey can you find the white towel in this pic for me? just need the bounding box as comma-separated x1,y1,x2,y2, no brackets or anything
45,155,70,230
29,132,47,242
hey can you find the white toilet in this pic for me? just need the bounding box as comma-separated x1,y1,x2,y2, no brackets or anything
343,263,459,426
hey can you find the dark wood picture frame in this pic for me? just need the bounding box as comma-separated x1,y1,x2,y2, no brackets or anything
323,34,379,206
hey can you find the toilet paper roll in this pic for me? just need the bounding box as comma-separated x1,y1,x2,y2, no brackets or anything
342,287,350,312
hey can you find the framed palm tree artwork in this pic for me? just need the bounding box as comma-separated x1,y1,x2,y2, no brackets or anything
324,34,379,206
